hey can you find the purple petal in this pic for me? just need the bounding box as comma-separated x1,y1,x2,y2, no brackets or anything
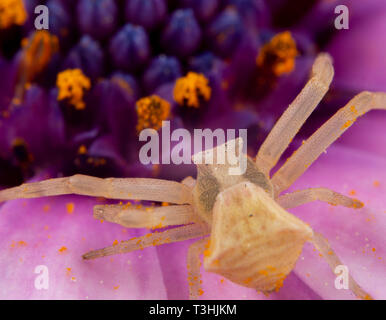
286,144,386,299
0,179,167,299
327,1,386,91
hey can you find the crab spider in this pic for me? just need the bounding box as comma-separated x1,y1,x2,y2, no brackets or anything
0,53,385,300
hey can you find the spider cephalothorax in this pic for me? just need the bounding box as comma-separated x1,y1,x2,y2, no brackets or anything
1,53,384,300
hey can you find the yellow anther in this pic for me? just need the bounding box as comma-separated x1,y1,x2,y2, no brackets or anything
111,76,134,96
0,0,27,29
11,31,59,106
256,31,298,76
173,72,211,108
78,145,87,155
20,31,59,80
136,95,170,133
56,69,91,110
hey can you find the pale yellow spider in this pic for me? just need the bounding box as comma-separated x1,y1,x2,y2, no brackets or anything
0,53,385,300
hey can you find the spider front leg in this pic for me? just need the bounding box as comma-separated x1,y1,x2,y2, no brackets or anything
273,92,386,194
82,223,209,260
187,238,208,300
0,174,192,204
93,203,196,229
277,188,364,210
255,53,334,176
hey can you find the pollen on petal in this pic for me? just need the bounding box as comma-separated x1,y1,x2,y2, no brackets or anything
203,239,212,257
256,31,298,76
373,180,380,187
66,202,75,214
136,95,170,133
173,72,211,108
56,69,91,110
58,246,68,253
0,0,27,29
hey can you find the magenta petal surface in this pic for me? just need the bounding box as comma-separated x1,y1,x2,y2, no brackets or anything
286,144,386,300
336,111,386,159
327,1,386,91
0,193,167,299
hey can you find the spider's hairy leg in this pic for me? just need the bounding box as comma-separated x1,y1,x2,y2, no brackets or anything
255,53,334,176
187,238,208,300
0,174,192,204
311,232,373,300
273,92,386,194
277,188,364,210
82,223,210,260
93,204,196,229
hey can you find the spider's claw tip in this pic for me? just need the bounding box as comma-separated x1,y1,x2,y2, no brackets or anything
352,199,365,209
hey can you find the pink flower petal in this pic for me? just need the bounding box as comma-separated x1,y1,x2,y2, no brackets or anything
286,144,386,299
327,1,386,92
336,111,386,159
0,194,167,299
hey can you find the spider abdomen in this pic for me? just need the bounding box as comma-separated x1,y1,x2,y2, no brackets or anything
203,182,313,292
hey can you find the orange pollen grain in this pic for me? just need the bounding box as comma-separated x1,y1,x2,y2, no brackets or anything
66,202,75,214
275,276,286,292
349,190,357,196
341,120,354,130
16,240,27,247
58,246,68,253
258,269,269,276
350,105,358,115
173,72,211,108
243,277,253,285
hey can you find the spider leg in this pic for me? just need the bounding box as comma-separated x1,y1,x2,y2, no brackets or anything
272,92,386,194
0,174,192,204
311,232,373,300
181,176,196,188
187,238,208,300
255,53,334,176
93,204,196,229
277,188,363,209
82,223,209,260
